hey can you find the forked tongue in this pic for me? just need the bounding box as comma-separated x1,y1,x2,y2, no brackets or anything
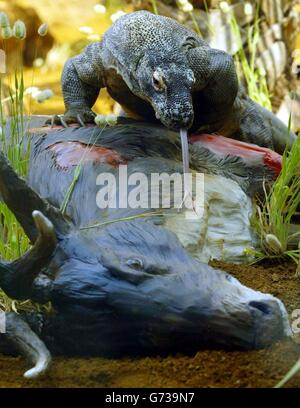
180,128,194,210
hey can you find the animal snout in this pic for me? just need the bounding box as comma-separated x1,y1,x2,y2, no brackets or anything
155,97,194,130
248,297,292,348
180,114,194,129
164,111,194,130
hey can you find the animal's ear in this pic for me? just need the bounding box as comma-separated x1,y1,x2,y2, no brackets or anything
101,250,149,285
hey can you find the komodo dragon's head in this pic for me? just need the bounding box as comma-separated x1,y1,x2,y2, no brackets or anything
103,11,198,130
135,50,195,130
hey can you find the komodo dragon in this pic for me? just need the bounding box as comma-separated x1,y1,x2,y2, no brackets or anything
54,10,296,154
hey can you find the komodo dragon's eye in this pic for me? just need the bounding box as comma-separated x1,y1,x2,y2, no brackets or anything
152,70,166,92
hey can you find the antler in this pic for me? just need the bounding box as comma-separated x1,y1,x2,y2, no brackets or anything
0,211,57,300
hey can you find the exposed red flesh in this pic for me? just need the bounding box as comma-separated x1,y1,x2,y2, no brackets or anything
189,133,282,176
47,141,127,170
32,125,283,176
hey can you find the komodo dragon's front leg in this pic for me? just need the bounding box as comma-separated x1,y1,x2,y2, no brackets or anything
52,43,105,127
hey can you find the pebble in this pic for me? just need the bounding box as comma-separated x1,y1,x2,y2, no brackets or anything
272,273,280,282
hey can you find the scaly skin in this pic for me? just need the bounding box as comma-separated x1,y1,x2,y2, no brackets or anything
58,11,296,153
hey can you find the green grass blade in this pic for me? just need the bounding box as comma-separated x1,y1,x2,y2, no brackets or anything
275,358,300,388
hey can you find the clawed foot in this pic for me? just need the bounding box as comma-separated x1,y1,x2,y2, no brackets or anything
46,109,96,128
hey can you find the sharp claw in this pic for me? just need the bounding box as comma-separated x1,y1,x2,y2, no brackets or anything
50,115,55,128
60,116,68,128
77,114,86,127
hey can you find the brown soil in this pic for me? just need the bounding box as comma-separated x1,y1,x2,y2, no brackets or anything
1,260,300,388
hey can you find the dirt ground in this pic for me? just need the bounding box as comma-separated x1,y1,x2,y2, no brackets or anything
0,259,300,388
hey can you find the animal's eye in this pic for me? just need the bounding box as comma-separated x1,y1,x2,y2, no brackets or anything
152,71,165,92
153,76,160,88
126,258,144,271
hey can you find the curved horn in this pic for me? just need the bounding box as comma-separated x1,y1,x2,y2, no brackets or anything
0,211,57,300
5,312,51,379
0,150,69,241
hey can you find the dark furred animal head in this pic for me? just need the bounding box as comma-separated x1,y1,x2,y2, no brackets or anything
135,51,195,130
46,219,290,356
1,210,290,357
